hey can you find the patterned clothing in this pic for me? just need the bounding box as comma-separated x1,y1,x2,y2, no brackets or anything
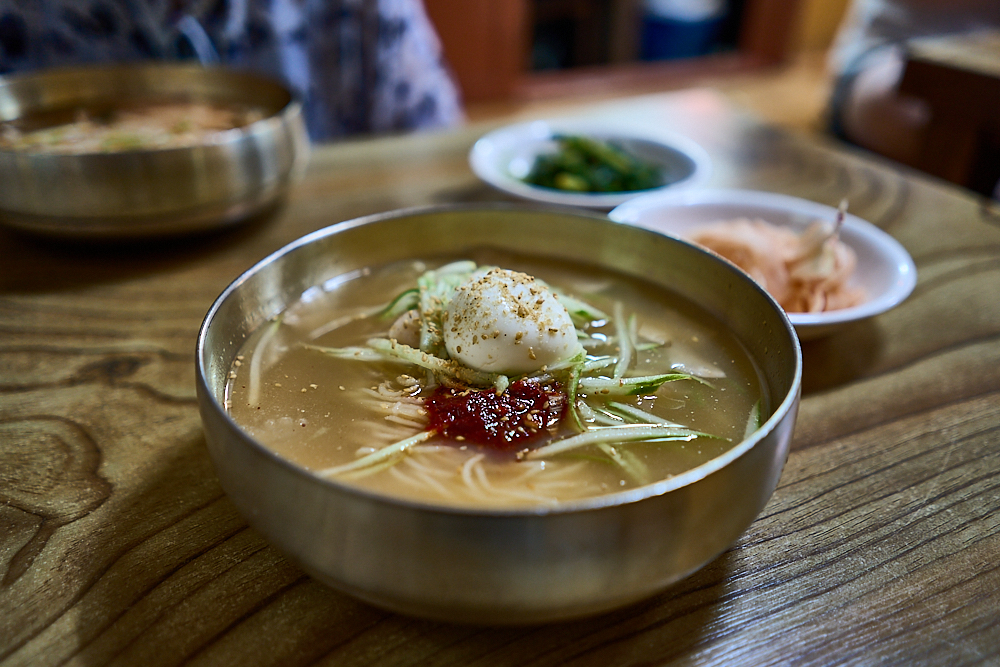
0,0,464,141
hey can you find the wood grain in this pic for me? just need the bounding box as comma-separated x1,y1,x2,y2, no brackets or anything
1,89,998,666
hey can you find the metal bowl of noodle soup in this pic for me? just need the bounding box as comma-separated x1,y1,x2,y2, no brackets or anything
0,62,308,239
196,203,801,624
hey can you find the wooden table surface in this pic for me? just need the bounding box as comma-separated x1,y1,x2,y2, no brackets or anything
2,89,999,666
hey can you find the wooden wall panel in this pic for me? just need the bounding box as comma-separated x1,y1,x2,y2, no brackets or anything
424,0,531,103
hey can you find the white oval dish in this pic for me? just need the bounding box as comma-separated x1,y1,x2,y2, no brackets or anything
469,119,711,209
609,188,917,339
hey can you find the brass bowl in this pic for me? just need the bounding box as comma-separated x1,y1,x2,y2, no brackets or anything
195,204,801,624
0,63,309,239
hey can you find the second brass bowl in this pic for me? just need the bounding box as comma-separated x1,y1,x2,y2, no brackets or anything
0,63,309,239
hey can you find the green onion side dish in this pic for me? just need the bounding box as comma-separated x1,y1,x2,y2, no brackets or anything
523,134,665,193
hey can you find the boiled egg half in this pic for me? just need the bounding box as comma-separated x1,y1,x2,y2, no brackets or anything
443,268,583,374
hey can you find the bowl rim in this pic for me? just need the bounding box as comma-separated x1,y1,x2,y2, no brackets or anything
197,202,802,518
468,119,712,209
609,188,918,330
0,61,303,159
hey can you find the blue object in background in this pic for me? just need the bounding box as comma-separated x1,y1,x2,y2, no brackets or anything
640,0,727,60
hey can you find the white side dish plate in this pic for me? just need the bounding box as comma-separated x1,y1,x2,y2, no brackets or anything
609,188,918,339
469,119,711,209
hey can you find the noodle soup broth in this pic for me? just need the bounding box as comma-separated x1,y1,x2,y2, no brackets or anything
225,250,766,508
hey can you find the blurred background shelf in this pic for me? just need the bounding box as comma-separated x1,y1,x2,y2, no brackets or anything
425,0,851,111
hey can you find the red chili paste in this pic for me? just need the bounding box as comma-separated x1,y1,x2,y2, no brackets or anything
425,380,566,450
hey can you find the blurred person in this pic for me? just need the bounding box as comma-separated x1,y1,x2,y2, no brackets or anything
827,0,1000,166
0,0,464,141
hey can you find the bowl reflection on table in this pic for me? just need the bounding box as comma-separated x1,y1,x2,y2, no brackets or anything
0,63,309,239
195,204,801,625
